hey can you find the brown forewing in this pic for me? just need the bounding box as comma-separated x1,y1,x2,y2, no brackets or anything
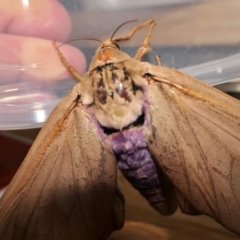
0,85,124,240
144,65,240,235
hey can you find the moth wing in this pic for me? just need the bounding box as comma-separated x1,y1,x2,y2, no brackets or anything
144,65,240,235
0,84,124,240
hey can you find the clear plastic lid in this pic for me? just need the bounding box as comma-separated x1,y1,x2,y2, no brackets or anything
0,0,239,130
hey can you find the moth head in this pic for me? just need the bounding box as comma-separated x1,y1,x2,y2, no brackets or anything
89,42,131,70
90,19,138,70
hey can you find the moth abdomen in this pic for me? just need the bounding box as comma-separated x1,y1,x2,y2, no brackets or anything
111,128,176,215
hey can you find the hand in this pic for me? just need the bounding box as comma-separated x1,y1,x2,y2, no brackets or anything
0,0,86,82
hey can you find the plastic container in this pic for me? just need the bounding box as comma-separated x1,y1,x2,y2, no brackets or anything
0,0,239,130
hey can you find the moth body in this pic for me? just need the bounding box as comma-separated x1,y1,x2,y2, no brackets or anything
83,53,177,214
111,127,176,215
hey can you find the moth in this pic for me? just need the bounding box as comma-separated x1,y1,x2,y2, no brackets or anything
0,18,240,239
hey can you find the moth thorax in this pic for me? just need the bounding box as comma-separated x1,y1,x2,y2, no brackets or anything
92,63,145,130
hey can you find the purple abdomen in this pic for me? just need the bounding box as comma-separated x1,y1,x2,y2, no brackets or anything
111,128,174,213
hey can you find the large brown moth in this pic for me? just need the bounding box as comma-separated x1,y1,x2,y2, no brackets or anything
0,18,240,239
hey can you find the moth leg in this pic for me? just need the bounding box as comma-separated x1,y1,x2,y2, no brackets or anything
112,19,156,60
155,55,162,66
53,41,82,82
134,20,156,60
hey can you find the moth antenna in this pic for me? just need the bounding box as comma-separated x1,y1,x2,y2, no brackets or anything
56,38,103,48
110,20,138,41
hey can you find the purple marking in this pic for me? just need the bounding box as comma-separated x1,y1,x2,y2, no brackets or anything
111,128,172,204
